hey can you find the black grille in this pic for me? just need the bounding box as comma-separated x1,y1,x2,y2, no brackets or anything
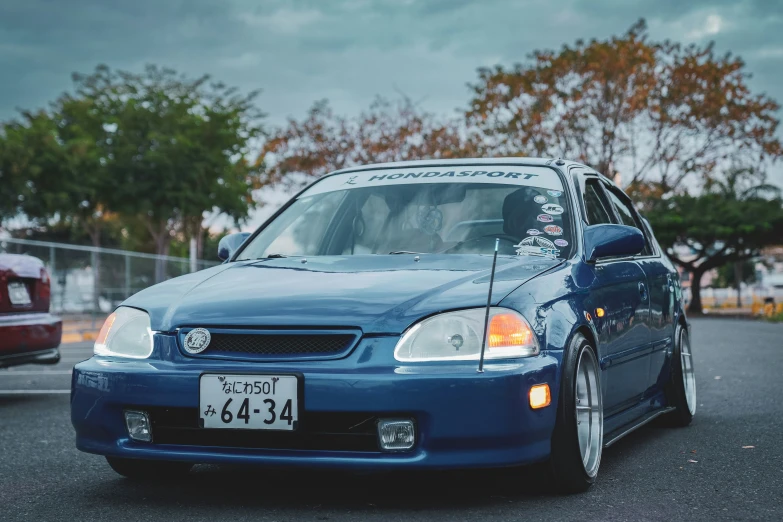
144,407,385,452
184,331,358,358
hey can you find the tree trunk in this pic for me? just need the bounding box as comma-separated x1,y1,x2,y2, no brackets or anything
153,233,170,283
734,261,742,308
687,268,706,315
196,226,204,261
144,220,171,284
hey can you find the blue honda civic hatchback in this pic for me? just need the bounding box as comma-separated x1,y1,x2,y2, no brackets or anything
71,158,696,493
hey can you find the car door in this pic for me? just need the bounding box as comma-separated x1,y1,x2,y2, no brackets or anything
581,177,652,415
638,216,678,394
600,182,664,401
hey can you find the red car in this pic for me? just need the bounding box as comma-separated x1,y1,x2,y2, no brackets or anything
0,254,62,368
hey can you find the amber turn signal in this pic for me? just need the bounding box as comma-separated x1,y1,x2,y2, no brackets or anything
488,312,533,348
529,384,551,409
95,312,117,346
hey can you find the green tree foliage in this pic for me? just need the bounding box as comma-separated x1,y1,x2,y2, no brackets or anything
714,260,757,289
646,170,783,314
0,111,69,228
69,65,264,264
2,64,264,281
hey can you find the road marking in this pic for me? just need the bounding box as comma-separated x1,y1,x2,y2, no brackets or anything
0,390,70,394
1,370,73,375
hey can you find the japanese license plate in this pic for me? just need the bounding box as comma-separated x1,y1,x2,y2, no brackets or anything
7,282,32,306
199,374,299,430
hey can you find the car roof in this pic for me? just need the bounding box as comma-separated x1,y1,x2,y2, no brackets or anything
329,157,595,175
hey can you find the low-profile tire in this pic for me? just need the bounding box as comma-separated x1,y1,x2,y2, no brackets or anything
548,332,603,494
665,323,695,427
106,457,193,480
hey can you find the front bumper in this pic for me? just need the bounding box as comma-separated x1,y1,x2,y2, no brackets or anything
0,312,62,367
71,334,561,470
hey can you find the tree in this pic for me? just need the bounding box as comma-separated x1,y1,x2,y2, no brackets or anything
465,19,782,194
714,260,757,308
1,104,125,311
62,65,265,281
0,111,70,229
260,96,474,189
646,169,783,314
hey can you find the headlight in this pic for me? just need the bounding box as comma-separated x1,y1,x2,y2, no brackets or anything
394,307,539,362
94,306,154,359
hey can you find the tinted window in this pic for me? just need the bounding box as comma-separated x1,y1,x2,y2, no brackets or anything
604,186,652,256
583,181,614,225
253,191,346,257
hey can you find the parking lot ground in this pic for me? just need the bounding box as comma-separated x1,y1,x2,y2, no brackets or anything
1,318,782,521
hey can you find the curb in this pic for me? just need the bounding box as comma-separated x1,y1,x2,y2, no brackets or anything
61,331,99,344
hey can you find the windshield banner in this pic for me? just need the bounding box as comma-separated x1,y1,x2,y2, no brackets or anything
301,166,564,196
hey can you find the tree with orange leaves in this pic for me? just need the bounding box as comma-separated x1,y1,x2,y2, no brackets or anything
466,19,781,194
259,96,475,190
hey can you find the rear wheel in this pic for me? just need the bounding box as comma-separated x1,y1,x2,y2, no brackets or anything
548,332,603,493
665,323,695,427
106,457,193,480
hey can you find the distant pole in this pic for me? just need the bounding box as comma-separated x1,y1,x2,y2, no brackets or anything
124,254,131,300
49,245,56,313
189,237,197,273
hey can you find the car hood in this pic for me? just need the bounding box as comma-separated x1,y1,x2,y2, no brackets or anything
124,255,558,334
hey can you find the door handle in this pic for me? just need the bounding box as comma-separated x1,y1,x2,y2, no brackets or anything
638,282,648,300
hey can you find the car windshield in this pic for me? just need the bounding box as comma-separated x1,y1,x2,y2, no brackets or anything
236,166,572,260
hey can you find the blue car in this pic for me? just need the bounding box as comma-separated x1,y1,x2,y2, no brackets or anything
71,158,696,493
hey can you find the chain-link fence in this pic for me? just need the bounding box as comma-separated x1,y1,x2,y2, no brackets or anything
1,237,221,325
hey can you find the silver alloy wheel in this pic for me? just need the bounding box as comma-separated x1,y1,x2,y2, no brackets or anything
575,347,603,478
680,331,697,415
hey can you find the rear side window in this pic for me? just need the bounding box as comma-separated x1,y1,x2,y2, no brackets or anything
604,186,653,256
583,180,614,225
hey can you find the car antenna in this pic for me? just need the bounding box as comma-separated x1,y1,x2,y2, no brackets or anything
478,238,500,373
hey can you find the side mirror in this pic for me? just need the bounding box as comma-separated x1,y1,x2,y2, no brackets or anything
584,224,645,263
217,232,251,261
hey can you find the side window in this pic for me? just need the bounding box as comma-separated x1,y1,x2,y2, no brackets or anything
583,180,614,225
603,186,653,256
260,191,346,257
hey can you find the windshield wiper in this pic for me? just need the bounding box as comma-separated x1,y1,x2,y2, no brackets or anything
258,253,288,259
388,251,423,255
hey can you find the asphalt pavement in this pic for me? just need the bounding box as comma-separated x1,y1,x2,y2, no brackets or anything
1,318,781,521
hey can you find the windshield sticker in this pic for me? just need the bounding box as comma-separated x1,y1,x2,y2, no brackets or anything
526,228,542,236
544,225,563,236
534,195,548,204
537,214,554,223
541,203,564,215
554,239,569,247
515,237,560,258
547,190,563,197
300,166,565,197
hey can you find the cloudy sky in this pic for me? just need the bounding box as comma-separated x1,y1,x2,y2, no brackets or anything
2,0,782,228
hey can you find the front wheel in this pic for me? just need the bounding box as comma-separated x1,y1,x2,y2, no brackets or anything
548,333,603,493
665,323,695,427
106,457,193,480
